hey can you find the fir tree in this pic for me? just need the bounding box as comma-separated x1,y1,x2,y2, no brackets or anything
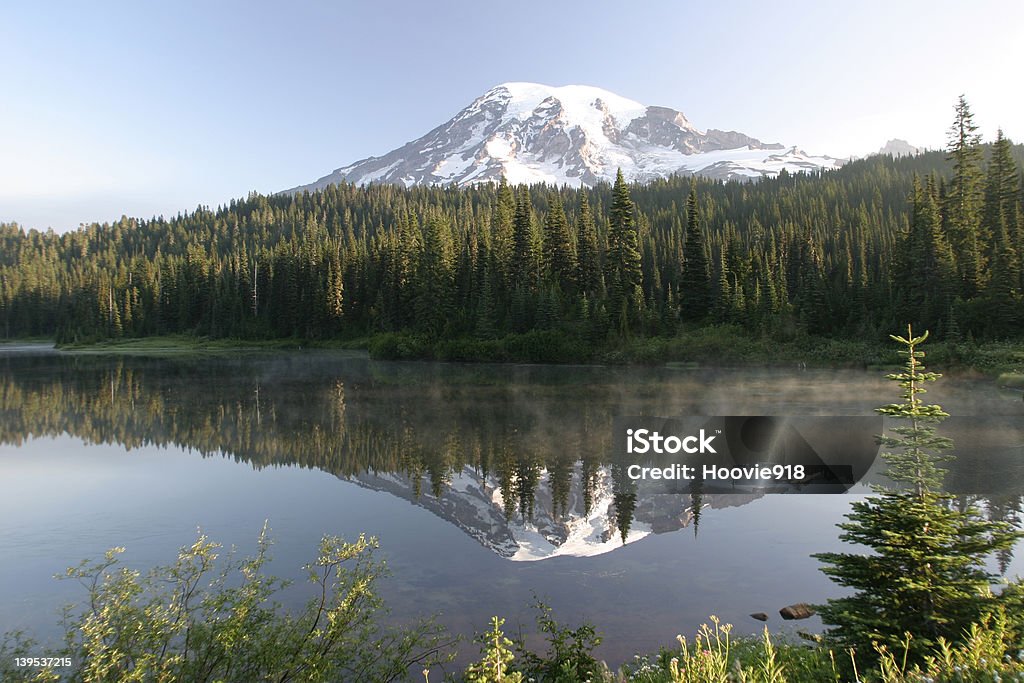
542,193,577,295
680,184,711,321
814,326,1021,665
326,250,344,324
794,232,828,330
983,213,1021,336
714,247,732,323
984,129,1020,248
511,186,538,291
474,262,498,339
575,192,601,297
414,213,454,338
984,129,1022,296
491,179,515,280
946,95,987,296
604,169,642,332
895,177,954,330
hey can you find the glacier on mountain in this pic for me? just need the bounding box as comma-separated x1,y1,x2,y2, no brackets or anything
288,82,843,192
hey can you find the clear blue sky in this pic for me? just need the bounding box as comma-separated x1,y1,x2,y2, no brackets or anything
3,0,1022,233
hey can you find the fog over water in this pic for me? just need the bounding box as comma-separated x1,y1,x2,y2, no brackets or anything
1,346,1021,666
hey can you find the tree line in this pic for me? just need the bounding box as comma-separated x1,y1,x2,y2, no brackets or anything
1,97,1021,347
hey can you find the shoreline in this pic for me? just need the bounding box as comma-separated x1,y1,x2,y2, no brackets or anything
6,329,1021,379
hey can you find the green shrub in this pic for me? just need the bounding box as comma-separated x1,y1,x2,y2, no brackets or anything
0,526,452,682
369,333,431,360
512,599,605,682
464,617,523,683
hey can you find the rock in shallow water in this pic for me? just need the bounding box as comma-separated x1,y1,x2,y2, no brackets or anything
779,603,816,620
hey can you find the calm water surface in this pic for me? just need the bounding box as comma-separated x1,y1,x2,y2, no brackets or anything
1,346,1021,667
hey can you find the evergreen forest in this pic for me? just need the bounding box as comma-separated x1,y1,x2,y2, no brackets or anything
2,99,1022,358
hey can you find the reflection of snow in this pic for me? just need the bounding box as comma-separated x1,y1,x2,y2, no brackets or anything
350,465,766,562
492,466,652,561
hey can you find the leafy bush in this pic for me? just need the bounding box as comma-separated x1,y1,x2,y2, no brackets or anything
0,526,452,682
369,333,431,360
512,600,605,682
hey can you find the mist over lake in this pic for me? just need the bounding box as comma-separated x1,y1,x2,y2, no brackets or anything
2,346,1021,667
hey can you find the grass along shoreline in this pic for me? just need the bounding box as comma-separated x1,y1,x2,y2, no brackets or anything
34,326,1024,380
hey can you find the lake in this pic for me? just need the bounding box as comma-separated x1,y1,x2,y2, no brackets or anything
1,345,1022,668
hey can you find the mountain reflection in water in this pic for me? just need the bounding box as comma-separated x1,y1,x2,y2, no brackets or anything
1,346,1021,665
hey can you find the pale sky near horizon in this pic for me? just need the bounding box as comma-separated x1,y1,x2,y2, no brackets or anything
3,0,1023,233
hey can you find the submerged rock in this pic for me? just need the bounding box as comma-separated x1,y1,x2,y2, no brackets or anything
750,612,768,622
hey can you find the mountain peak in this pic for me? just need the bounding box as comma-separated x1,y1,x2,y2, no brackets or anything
877,138,923,157
486,81,649,124
287,84,841,192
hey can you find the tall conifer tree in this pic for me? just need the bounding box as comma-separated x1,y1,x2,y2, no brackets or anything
604,169,642,331
511,186,538,291
680,184,711,321
542,193,577,295
414,213,454,337
575,193,601,297
896,177,954,330
815,327,1020,666
946,95,986,296
984,129,1022,295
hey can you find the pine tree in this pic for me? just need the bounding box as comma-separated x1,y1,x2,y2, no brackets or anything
326,249,344,326
414,213,454,338
474,262,498,339
542,193,577,295
983,213,1021,336
604,169,642,333
491,180,515,285
984,129,1020,249
946,95,987,296
814,326,1020,665
575,193,601,297
714,247,732,323
794,232,828,331
895,177,954,331
983,129,1022,301
396,212,421,327
680,184,711,321
511,186,538,291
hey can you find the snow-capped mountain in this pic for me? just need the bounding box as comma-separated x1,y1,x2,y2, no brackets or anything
288,82,843,191
347,465,763,561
